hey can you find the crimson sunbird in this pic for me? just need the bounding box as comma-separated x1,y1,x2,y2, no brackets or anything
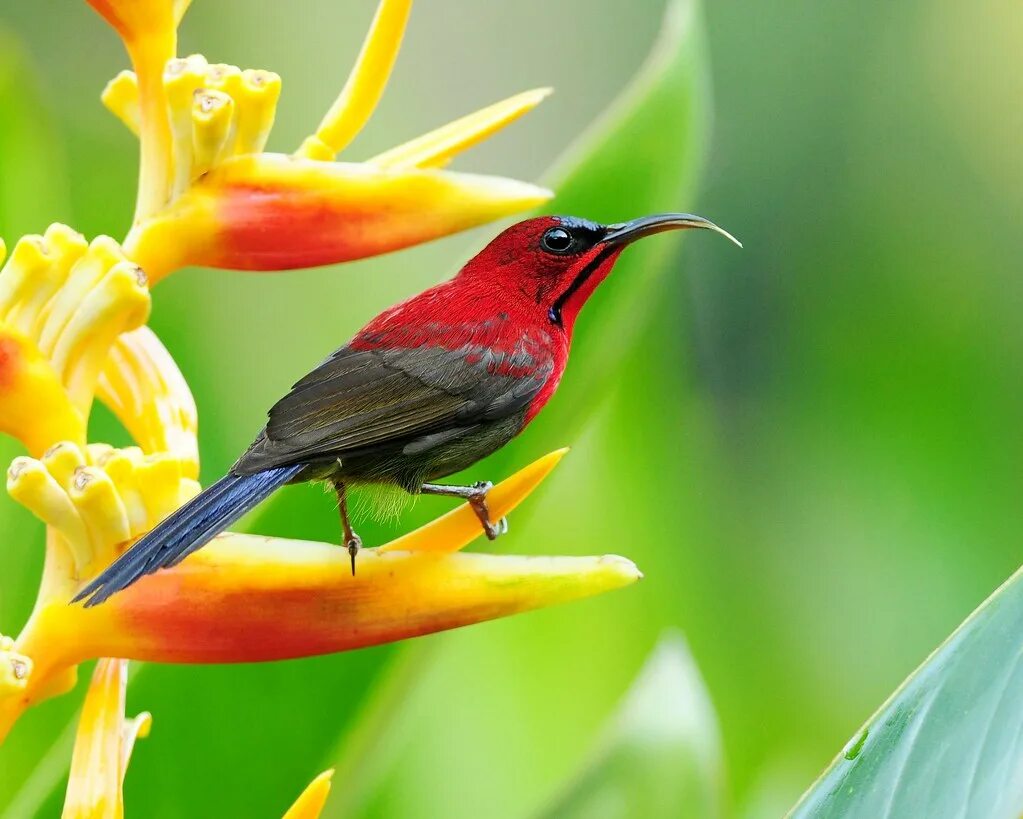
75,213,739,606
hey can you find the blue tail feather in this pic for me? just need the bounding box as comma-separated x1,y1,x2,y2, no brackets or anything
73,464,302,607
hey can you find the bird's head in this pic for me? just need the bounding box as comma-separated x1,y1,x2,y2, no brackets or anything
458,213,741,332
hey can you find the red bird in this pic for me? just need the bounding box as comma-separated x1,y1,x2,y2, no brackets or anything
75,213,739,606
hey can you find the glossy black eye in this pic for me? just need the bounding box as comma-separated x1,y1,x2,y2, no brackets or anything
541,227,574,254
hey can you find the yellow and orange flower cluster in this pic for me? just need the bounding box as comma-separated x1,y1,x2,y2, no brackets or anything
0,0,641,782
99,0,553,281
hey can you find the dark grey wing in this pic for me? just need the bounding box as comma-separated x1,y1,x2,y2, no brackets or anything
234,336,552,474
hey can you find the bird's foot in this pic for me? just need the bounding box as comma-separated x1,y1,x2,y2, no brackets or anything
467,481,508,541
346,532,362,576
420,480,508,540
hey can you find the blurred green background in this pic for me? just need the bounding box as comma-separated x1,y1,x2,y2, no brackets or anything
2,0,1022,816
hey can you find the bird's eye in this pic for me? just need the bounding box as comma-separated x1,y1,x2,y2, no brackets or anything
540,227,574,254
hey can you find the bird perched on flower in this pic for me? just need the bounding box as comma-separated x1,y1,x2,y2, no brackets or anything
75,212,739,606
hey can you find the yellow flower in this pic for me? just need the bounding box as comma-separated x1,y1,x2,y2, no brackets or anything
1,448,639,741
60,657,336,818
87,0,552,281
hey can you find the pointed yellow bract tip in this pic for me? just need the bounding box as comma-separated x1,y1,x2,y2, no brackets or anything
295,0,413,160
283,770,335,819
370,87,554,170
380,448,570,554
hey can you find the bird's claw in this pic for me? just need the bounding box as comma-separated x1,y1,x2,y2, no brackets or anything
467,482,506,540
489,516,510,539
346,533,362,576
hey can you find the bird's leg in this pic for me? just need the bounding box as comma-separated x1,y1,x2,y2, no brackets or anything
419,480,509,540
332,479,361,575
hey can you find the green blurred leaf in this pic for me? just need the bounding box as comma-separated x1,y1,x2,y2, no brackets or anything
0,27,68,237
318,2,713,816
488,0,710,468
0,25,74,819
789,563,1023,819
538,633,724,819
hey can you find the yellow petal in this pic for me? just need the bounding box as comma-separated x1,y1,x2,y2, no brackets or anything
8,444,196,583
283,770,334,819
124,153,552,280
0,229,150,444
71,466,133,574
232,69,282,156
101,70,140,135
163,55,214,195
62,658,151,819
370,88,553,170
97,327,200,479
1,226,89,338
7,455,91,571
49,259,151,410
189,89,235,183
295,0,413,160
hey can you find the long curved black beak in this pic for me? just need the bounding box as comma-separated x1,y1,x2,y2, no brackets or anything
600,212,742,248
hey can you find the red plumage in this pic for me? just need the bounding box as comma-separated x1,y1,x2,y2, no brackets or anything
351,216,626,426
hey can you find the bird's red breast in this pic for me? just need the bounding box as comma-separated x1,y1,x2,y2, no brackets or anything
351,276,569,427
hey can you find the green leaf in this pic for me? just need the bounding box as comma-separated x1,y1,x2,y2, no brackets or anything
539,633,724,819
788,563,1023,818
318,2,714,816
